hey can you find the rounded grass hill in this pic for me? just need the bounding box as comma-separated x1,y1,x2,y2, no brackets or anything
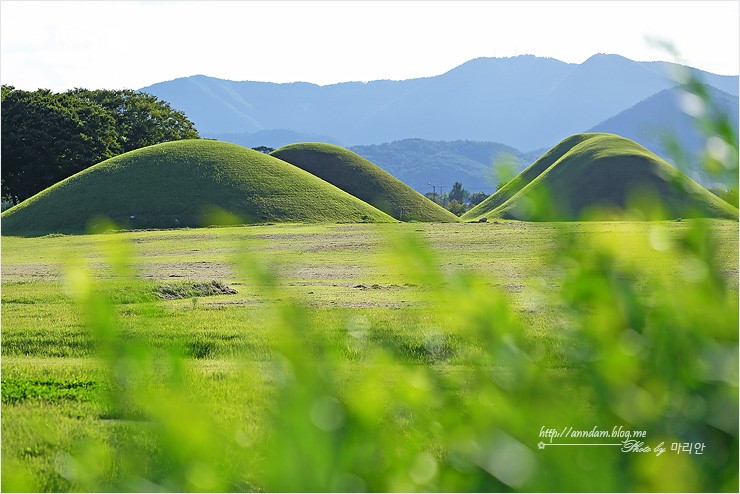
462,133,739,222
1,140,394,236
270,143,459,222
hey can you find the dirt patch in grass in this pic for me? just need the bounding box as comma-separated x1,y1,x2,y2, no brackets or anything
140,261,235,281
0,263,65,282
308,300,414,309
287,266,370,281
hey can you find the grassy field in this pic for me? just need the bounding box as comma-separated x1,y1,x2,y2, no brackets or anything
2,220,738,491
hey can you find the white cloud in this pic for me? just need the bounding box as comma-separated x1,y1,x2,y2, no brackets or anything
1,0,737,91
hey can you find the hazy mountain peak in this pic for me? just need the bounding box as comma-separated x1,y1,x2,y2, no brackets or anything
140,54,738,149
583,52,632,63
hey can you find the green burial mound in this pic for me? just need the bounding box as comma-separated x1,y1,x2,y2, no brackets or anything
271,143,459,222
1,140,393,236
462,133,738,221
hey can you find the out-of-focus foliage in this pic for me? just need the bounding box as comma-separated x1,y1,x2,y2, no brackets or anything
4,206,735,492
2,56,737,493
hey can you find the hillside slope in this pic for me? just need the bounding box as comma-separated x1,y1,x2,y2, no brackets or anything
349,138,531,194
1,140,393,236
271,143,459,222
462,133,738,221
588,85,739,184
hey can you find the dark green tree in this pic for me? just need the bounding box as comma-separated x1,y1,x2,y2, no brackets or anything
1,87,120,204
1,87,200,204
252,146,275,154
424,192,439,204
446,199,466,216
469,191,489,205
69,89,199,152
449,181,465,203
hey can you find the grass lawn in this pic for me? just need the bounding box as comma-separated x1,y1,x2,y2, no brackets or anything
2,220,738,492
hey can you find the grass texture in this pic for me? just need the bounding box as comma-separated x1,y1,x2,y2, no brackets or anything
1,140,393,236
463,133,739,221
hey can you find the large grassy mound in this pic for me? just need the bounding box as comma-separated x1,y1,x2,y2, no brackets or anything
462,133,739,221
270,143,459,222
1,140,393,236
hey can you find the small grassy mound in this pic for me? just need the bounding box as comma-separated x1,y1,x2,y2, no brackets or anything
155,280,237,300
271,143,459,222
463,133,739,221
1,140,393,236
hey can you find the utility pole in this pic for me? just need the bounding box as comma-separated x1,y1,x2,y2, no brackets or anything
427,182,437,203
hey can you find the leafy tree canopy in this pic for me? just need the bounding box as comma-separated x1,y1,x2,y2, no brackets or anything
69,89,199,152
1,86,199,204
446,199,466,216
469,191,489,206
449,181,465,203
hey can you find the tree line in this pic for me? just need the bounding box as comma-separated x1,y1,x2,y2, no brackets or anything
1,86,199,205
425,181,489,215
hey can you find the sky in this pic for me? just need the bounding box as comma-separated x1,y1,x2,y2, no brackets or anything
1,0,738,92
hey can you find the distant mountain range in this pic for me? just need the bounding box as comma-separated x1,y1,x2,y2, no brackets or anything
141,54,738,193
348,139,537,195
141,54,737,149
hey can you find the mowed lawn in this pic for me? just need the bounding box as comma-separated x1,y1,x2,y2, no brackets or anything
2,221,738,492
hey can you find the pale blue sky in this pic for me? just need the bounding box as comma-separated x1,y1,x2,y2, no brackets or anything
1,0,738,91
